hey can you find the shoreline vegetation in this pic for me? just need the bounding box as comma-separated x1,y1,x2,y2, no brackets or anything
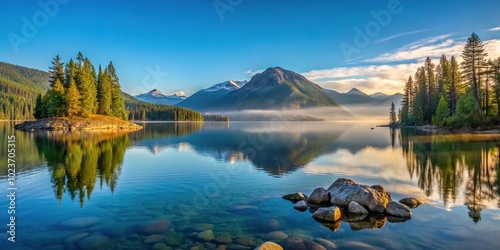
14,115,142,131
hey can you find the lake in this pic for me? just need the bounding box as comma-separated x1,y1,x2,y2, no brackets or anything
0,121,499,250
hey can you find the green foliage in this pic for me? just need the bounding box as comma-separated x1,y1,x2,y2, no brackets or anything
389,102,397,124
76,57,98,117
96,66,112,116
456,88,480,117
107,62,127,120
34,94,44,119
433,95,450,126
66,78,81,116
46,79,66,117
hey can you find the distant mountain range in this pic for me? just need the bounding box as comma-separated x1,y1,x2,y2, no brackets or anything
177,80,247,110
134,89,186,105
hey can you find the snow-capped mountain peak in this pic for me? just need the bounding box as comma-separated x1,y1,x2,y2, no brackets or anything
204,80,247,92
135,89,187,105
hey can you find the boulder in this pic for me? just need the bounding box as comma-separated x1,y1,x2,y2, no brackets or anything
386,201,412,218
197,230,215,241
293,200,308,211
327,178,391,213
144,234,166,244
236,236,256,247
139,219,171,235
282,238,327,250
399,198,422,208
282,192,308,203
265,231,288,240
308,188,330,204
348,201,368,214
313,238,337,250
255,241,283,250
312,206,341,222
78,235,109,250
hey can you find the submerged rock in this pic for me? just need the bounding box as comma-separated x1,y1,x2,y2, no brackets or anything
386,201,412,218
139,219,171,234
282,192,308,203
61,217,101,228
255,241,284,250
236,236,256,247
293,200,308,211
312,206,341,222
265,231,288,240
308,188,330,204
313,238,337,250
282,237,327,250
399,198,422,208
327,178,391,213
78,235,109,250
348,201,368,214
197,230,215,241
64,232,90,244
144,234,166,244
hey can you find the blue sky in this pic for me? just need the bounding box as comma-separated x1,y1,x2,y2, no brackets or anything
1,0,500,95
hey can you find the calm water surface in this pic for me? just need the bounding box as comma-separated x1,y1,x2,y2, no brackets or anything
0,121,499,249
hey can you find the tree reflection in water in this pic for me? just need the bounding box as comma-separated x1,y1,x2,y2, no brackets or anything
401,129,500,223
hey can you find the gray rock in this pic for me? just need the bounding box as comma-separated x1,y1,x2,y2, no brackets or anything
61,217,101,228
152,242,170,250
399,197,422,208
64,232,89,244
293,200,308,211
282,192,308,203
265,231,288,240
308,188,330,204
255,241,284,250
144,234,166,244
214,234,233,244
197,230,214,241
78,235,109,250
236,236,256,247
348,201,369,214
139,219,172,234
282,237,327,250
312,206,341,222
327,178,391,213
342,241,382,250
386,201,412,218
313,238,337,250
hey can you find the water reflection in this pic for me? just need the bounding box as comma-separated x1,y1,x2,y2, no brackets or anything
34,131,131,207
401,129,500,223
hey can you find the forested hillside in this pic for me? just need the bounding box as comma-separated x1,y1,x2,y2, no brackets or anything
0,62,50,119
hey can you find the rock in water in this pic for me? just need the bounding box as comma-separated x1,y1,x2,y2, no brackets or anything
255,241,284,250
265,231,288,240
312,207,341,222
282,238,327,250
313,238,337,250
78,235,109,250
399,198,422,208
348,201,369,214
139,219,172,234
327,178,391,213
197,230,215,241
61,217,101,228
293,200,308,211
308,188,330,204
144,234,166,244
282,192,308,203
386,201,412,218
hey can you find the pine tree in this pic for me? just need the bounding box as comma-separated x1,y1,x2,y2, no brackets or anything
390,102,397,125
401,76,413,125
97,66,113,116
107,62,127,120
461,33,488,115
449,56,462,115
49,55,65,88
434,95,450,126
34,94,44,119
46,79,66,117
76,57,97,117
66,77,81,117
65,59,77,89
425,57,438,119
413,66,427,124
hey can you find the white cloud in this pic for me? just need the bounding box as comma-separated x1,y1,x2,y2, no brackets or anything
174,91,186,96
376,28,434,43
489,27,500,31
245,69,263,76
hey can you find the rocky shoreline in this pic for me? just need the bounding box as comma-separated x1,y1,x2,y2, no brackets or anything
14,115,143,131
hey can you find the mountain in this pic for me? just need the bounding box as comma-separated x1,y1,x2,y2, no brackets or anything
0,62,50,119
177,80,247,110
370,92,389,100
207,67,338,110
324,87,377,105
374,93,403,108
134,89,186,105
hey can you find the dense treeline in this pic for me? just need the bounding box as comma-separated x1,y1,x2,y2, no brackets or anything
0,62,50,119
126,101,204,121
203,114,230,122
401,33,500,128
34,53,128,120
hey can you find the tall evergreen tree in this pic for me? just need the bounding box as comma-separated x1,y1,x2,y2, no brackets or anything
107,62,127,120
425,57,438,119
390,102,397,125
46,79,66,117
434,95,450,126
65,58,77,89
49,55,65,88
97,66,113,116
66,77,81,117
449,56,462,115
401,76,413,125
34,94,44,119
76,57,98,117
461,33,488,115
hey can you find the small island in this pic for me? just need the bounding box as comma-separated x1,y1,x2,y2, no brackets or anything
15,53,143,131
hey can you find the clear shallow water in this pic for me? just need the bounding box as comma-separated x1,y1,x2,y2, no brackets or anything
0,121,499,249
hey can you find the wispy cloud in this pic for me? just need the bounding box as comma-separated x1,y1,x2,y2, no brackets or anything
376,28,434,43
245,69,263,76
489,27,500,31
